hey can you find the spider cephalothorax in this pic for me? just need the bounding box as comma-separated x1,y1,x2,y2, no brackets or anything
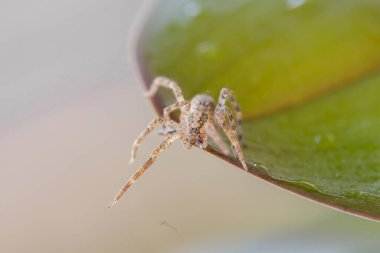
110,77,247,206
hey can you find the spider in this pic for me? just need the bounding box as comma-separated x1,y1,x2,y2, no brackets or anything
110,76,248,207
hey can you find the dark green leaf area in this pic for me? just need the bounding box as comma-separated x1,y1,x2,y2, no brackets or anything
245,75,380,202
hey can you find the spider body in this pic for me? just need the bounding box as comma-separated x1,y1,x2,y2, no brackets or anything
182,94,214,148
110,77,247,207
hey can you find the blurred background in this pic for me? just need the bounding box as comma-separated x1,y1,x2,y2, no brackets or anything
1,0,380,252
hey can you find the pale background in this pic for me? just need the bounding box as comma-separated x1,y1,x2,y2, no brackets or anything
0,1,377,253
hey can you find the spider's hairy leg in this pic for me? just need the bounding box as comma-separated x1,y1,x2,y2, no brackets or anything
163,100,190,119
215,105,248,171
110,133,180,207
145,76,185,103
130,118,178,165
206,122,230,155
218,88,243,141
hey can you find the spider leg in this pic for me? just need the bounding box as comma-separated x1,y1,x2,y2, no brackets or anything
157,126,176,136
130,118,178,165
206,122,230,155
110,133,180,207
159,101,190,139
145,76,185,103
215,105,248,171
163,100,190,119
218,88,243,141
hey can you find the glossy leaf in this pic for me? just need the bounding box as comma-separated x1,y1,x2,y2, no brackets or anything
136,0,380,220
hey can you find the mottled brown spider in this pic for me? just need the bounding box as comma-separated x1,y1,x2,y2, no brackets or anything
110,76,247,207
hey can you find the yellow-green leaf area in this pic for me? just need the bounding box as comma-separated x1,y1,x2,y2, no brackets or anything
138,0,380,219
141,0,380,118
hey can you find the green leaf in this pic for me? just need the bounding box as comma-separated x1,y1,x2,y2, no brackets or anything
137,0,380,220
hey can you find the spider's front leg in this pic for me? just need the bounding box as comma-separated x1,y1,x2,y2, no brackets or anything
215,88,248,171
145,76,185,103
163,100,190,120
110,133,180,207
145,76,190,130
130,117,178,165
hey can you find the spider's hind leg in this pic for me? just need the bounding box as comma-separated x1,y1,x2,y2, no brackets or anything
217,88,243,141
215,89,248,171
110,133,180,207
207,122,230,155
130,117,178,165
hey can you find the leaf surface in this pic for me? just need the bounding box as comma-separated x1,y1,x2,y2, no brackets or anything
137,0,380,220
